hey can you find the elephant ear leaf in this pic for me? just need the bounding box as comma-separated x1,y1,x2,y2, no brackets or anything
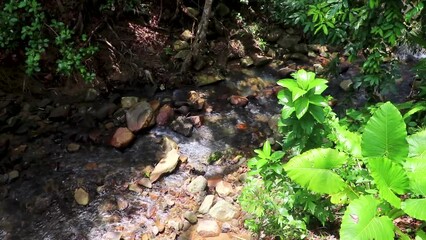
284,148,348,194
402,199,426,221
407,129,426,157
368,157,409,208
404,156,426,196
361,102,408,162
340,195,394,240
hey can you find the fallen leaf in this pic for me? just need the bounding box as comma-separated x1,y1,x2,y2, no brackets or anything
150,148,180,183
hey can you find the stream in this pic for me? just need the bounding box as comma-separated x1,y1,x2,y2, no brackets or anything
0,66,282,240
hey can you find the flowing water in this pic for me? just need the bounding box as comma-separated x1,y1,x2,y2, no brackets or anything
0,67,281,240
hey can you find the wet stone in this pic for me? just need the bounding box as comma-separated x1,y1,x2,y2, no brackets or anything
8,170,19,182
170,116,193,137
180,30,194,40
137,178,152,188
167,217,183,231
173,40,190,51
66,143,80,153
116,196,129,210
110,127,135,149
250,54,272,67
49,105,70,121
187,176,207,194
216,181,233,197
74,188,89,205
128,183,142,193
229,95,248,107
196,220,220,237
198,195,214,214
93,102,118,120
183,211,198,224
209,199,238,221
156,104,174,126
126,101,155,132
37,98,52,108
85,88,99,102
240,56,254,67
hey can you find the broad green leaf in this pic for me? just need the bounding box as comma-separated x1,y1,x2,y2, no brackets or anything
401,198,426,221
284,148,348,194
404,157,426,196
309,95,327,106
416,230,426,240
277,79,299,91
292,69,315,90
368,157,408,208
262,141,271,157
281,105,295,119
330,187,358,204
334,126,362,158
308,78,328,92
294,97,309,119
407,129,426,157
291,88,308,102
309,105,325,123
340,195,394,240
361,102,408,162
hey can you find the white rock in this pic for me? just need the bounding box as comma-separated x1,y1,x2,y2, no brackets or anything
198,195,215,214
187,176,207,194
196,220,220,237
209,199,238,221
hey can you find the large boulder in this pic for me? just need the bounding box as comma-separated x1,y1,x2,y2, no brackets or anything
126,101,155,132
277,34,302,50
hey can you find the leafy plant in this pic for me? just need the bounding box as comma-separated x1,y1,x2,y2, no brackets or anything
51,20,98,82
277,69,330,153
284,102,426,239
239,141,334,239
0,0,98,82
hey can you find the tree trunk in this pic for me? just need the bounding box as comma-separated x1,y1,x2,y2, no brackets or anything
180,0,214,73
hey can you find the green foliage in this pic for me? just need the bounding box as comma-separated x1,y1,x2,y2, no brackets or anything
340,195,395,240
0,0,47,75
262,0,425,91
0,0,97,82
361,102,408,162
277,69,329,152
284,148,348,194
51,20,98,82
99,0,149,15
239,141,334,239
283,102,426,238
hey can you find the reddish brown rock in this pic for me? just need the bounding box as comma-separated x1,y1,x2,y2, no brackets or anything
188,115,204,128
229,95,248,107
156,104,174,126
110,127,135,149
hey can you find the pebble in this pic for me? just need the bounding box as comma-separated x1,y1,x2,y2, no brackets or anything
196,220,220,237
116,196,128,210
209,199,238,221
198,195,215,214
8,170,19,181
74,188,89,205
137,178,152,188
183,211,198,224
66,143,80,153
187,176,207,194
215,181,233,197
128,183,142,193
